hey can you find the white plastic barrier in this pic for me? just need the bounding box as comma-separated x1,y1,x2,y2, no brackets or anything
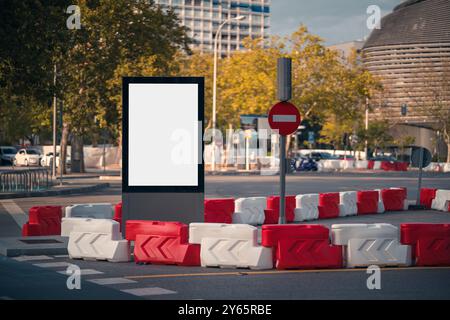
340,160,354,170
67,219,130,262
294,194,319,221
331,223,411,268
339,191,358,217
375,189,385,213
373,161,382,170
233,197,266,225
62,217,94,237
431,189,450,211
443,163,450,173
189,223,273,270
424,162,441,172
322,160,341,171
355,160,368,169
65,203,113,219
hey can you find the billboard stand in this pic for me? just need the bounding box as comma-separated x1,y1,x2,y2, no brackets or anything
122,77,205,233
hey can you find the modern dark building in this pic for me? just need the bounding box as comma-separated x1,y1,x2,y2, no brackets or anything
362,0,450,156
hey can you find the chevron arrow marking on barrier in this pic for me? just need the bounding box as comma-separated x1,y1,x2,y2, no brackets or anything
139,236,183,262
73,233,108,257
358,239,378,262
428,238,450,260
377,239,397,261
289,239,326,261
207,239,247,264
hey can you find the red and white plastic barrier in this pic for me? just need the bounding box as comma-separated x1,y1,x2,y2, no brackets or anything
401,223,450,266
261,225,343,270
114,202,122,226
189,223,273,270
125,220,200,266
356,190,379,215
265,196,296,224
22,206,62,236
233,197,266,225
339,191,358,217
204,198,234,224
431,190,450,212
318,193,340,219
420,188,437,209
331,223,411,268
67,219,130,262
65,203,113,219
294,194,319,221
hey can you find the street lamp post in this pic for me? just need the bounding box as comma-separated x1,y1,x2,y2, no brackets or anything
211,15,245,172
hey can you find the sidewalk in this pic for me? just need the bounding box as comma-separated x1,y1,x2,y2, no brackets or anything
0,177,112,199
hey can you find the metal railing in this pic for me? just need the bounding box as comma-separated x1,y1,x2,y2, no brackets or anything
0,169,51,193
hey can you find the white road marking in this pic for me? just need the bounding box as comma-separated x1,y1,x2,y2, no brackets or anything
88,278,137,285
0,200,28,227
53,255,69,258
57,269,104,276
33,262,72,268
121,287,177,297
13,255,53,262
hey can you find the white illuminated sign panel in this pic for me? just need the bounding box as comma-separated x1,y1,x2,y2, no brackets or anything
122,78,204,192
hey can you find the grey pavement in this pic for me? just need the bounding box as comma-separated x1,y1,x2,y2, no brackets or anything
1,171,450,300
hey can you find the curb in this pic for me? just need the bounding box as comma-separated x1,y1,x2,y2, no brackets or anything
0,183,111,200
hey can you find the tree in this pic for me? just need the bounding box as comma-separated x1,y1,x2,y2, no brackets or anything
59,0,191,172
357,120,394,157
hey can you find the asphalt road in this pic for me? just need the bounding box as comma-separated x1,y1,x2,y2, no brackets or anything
1,171,450,300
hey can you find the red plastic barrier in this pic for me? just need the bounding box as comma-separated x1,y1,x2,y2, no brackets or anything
381,188,406,211
114,202,122,226
261,225,343,270
357,190,379,215
125,220,200,266
401,224,450,266
265,196,295,224
395,162,409,171
22,206,62,236
381,161,396,171
318,193,340,219
420,188,437,209
204,198,234,224
367,160,375,169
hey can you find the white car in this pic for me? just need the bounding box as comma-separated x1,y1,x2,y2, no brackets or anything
13,149,41,167
40,152,71,168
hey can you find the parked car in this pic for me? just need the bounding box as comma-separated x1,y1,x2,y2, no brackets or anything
0,146,17,165
303,152,339,161
41,152,71,168
13,149,41,167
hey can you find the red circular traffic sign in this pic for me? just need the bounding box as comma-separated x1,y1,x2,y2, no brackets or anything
268,102,301,136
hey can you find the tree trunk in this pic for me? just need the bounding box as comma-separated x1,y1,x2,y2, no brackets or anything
58,122,70,174
70,133,85,173
447,142,450,163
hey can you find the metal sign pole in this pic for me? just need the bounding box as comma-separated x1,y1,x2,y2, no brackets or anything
279,135,286,224
277,57,292,225
416,147,424,205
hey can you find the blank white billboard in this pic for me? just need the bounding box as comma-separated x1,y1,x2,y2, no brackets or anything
127,82,200,187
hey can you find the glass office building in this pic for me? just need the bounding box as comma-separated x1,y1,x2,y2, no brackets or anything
155,0,271,56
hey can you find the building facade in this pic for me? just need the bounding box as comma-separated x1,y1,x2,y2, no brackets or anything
155,0,270,56
362,0,450,155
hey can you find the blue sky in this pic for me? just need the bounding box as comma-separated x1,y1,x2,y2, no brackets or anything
270,0,404,45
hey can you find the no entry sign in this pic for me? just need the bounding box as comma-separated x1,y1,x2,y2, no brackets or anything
268,101,301,136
